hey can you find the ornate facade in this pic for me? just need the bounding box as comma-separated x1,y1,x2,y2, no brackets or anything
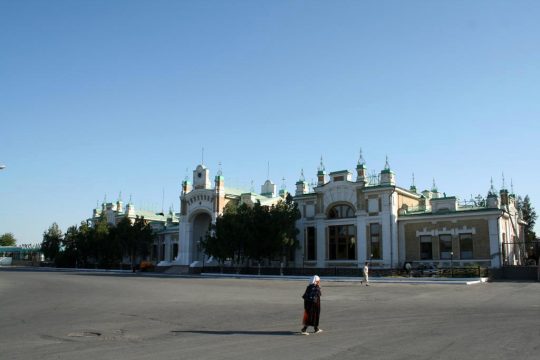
92,154,526,270
175,164,286,267
293,154,525,270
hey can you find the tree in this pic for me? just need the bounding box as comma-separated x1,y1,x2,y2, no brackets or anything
55,225,79,267
201,197,301,270
41,223,63,262
518,195,537,242
0,232,16,246
122,216,154,271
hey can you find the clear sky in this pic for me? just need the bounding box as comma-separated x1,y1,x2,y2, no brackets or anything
1,0,539,245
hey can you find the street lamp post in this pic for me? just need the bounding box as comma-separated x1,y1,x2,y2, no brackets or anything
450,251,454,278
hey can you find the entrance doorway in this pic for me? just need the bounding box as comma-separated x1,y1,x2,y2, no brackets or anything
192,212,212,261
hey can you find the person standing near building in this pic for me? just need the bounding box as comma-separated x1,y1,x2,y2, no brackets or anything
301,275,322,335
361,261,369,286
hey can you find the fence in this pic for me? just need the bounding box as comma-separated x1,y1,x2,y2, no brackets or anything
199,265,489,278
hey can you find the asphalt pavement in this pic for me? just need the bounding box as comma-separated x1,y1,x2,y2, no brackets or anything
1,267,538,360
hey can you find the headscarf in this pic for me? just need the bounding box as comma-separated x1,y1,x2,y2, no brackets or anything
310,275,320,285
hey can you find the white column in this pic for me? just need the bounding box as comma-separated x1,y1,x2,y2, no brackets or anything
315,217,326,267
356,215,367,265
488,215,501,268
390,193,399,268
177,219,192,265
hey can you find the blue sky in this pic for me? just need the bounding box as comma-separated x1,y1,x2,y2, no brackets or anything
1,0,539,245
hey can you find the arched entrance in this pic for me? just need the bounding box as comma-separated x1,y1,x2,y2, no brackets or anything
192,212,212,262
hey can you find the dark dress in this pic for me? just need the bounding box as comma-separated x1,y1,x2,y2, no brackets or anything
302,284,321,327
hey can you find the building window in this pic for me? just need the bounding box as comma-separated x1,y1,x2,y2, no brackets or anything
328,225,356,260
439,234,452,260
172,243,178,261
305,227,316,261
368,198,379,214
420,235,433,260
328,204,355,219
370,223,381,259
459,233,473,259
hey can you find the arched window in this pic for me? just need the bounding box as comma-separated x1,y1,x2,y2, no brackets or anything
327,204,355,219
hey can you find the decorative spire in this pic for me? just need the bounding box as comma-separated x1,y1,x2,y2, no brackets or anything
118,191,122,202
184,168,189,181
357,148,365,166
300,169,305,182
431,178,438,192
488,177,496,195
409,173,417,192
501,172,506,190
318,156,325,172
129,194,133,204
201,147,205,166
384,155,390,170
281,177,287,191
511,179,514,194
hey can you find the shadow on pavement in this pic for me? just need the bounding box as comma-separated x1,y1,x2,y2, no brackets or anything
171,330,297,336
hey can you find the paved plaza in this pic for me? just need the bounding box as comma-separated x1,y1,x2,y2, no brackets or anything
1,268,539,360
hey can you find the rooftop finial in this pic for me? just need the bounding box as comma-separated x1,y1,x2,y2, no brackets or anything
412,173,416,187
432,178,438,192
501,172,506,190
118,191,122,201
184,168,189,181
267,161,270,180
281,177,287,191
250,180,254,193
511,179,514,194
201,147,204,165
217,161,222,176
358,148,365,165
318,155,325,172
489,177,496,195
384,155,390,170
300,169,305,182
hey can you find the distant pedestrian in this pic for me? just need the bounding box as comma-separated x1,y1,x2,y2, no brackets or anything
301,275,322,335
405,262,412,278
361,262,369,286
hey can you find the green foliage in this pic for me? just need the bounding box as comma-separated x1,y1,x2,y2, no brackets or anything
40,215,155,269
41,223,63,261
201,198,301,266
0,232,16,246
518,195,537,242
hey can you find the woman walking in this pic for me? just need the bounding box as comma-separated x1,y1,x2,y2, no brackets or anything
361,261,369,286
301,275,322,335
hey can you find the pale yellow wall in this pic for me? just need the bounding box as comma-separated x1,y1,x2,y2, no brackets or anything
403,218,490,261
398,193,420,211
